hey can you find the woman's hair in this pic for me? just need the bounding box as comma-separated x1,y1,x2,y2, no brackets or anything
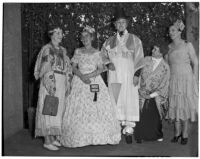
81,25,95,40
169,19,185,32
156,45,165,55
47,23,62,38
150,43,168,56
81,30,95,40
166,19,186,41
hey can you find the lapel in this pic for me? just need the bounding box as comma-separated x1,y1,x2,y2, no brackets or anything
126,34,134,50
110,35,117,49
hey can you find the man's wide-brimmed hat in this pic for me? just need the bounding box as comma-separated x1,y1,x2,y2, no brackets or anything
113,7,130,22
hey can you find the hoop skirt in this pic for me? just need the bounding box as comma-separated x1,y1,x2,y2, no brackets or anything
61,49,121,147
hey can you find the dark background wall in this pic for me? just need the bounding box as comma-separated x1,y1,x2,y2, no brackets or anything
3,3,23,139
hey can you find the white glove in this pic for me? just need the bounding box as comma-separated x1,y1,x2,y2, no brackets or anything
150,92,159,98
122,126,134,135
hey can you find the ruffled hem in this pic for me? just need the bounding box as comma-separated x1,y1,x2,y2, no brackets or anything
169,92,198,112
169,73,198,96
35,127,61,137
166,106,198,122
168,92,198,122
60,132,121,148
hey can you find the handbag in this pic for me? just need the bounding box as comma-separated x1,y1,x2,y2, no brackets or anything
42,95,59,116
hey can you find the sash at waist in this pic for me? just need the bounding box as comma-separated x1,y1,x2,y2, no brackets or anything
54,70,66,75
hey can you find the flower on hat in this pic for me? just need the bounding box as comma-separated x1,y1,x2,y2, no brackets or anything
173,19,185,31
83,25,95,34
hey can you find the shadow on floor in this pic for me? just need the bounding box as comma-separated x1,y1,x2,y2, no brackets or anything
3,121,198,157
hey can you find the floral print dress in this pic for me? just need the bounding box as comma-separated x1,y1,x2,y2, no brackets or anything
34,43,72,137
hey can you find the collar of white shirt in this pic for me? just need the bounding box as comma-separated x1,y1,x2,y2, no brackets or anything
117,29,128,41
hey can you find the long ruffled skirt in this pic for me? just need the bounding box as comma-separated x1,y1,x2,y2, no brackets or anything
167,70,198,122
60,75,121,148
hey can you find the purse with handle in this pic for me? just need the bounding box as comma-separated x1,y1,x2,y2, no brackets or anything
42,95,59,116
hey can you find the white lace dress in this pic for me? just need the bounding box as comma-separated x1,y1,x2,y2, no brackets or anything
60,49,121,148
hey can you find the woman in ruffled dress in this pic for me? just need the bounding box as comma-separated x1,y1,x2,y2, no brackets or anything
34,24,72,150
60,26,121,148
166,20,198,145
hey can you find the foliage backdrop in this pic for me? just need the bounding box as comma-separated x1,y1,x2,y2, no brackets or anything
22,3,185,58
21,3,185,127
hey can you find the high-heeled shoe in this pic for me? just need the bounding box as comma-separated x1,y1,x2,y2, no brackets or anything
171,134,182,143
181,137,188,145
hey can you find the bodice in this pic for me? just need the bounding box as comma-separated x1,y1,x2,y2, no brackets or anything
72,49,102,74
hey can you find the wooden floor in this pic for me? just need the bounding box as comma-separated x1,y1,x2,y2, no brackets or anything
3,121,198,157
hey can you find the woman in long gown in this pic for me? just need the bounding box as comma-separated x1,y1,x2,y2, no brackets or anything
166,20,198,145
34,25,72,150
134,45,170,143
61,26,121,148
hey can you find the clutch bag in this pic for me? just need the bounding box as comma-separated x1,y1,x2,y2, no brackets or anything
42,95,59,116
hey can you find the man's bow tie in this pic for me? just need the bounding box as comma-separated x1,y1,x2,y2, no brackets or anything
119,31,124,37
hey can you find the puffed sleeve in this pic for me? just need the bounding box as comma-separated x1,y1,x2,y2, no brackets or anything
34,44,55,80
39,47,55,78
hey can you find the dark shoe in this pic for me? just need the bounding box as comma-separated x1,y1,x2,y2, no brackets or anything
125,134,132,144
171,134,182,143
136,139,142,144
181,137,188,145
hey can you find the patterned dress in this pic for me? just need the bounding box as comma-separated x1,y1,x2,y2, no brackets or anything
134,57,170,141
167,42,198,121
61,49,121,148
34,43,72,137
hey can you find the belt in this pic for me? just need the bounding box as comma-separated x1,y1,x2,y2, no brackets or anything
54,70,66,75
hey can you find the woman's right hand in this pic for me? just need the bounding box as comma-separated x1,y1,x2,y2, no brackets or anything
107,63,115,71
49,87,56,96
80,74,91,84
83,79,91,84
138,89,150,99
